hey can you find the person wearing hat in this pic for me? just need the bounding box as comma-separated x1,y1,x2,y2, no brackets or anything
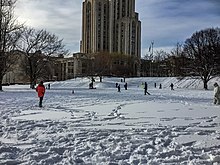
213,82,220,105
36,81,46,107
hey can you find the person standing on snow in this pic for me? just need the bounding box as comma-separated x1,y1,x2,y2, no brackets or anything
124,82,128,90
36,81,46,107
118,84,121,92
144,82,150,95
213,82,220,105
48,83,50,89
170,83,174,90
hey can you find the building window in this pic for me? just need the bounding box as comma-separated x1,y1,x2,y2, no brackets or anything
131,21,136,55
68,62,74,67
122,0,126,17
86,2,92,53
127,0,130,17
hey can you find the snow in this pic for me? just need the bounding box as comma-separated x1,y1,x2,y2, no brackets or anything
0,77,220,165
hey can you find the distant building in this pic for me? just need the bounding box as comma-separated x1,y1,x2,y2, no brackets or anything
81,0,141,76
54,53,94,81
2,51,29,85
2,52,93,84
3,0,142,83
140,56,192,77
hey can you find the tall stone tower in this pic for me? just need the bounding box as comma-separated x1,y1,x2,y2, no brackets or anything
81,0,110,54
81,0,141,57
80,0,141,75
109,0,141,59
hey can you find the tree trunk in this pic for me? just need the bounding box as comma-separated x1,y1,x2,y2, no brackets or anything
0,75,3,91
0,82,2,91
203,79,208,90
30,74,36,89
30,80,36,89
28,58,35,89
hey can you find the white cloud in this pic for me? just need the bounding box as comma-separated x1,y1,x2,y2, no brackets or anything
14,0,220,56
138,0,220,56
15,0,82,53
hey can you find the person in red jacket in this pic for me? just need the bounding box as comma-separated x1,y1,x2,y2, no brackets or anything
36,81,46,107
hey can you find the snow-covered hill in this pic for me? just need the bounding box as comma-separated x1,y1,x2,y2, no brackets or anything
1,77,220,164
47,76,220,90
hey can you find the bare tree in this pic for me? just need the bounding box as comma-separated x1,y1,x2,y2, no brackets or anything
170,42,184,57
17,27,68,88
143,52,153,61
154,50,168,62
153,50,169,76
111,53,136,77
92,52,112,77
168,43,190,77
0,0,23,91
183,27,220,89
87,52,136,81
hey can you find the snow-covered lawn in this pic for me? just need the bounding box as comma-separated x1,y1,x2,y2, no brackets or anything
0,77,220,165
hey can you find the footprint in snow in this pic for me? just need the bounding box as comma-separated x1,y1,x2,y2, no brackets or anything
117,106,121,110
109,109,123,118
85,112,97,119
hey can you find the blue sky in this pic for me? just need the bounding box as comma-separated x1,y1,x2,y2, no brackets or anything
15,0,220,57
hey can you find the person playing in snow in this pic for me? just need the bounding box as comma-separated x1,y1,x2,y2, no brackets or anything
124,82,128,90
144,82,150,95
117,84,121,92
89,77,96,89
36,81,46,107
170,83,174,90
213,82,220,105
89,82,93,89
48,83,50,89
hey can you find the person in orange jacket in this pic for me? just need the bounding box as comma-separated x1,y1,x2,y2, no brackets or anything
36,81,46,107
